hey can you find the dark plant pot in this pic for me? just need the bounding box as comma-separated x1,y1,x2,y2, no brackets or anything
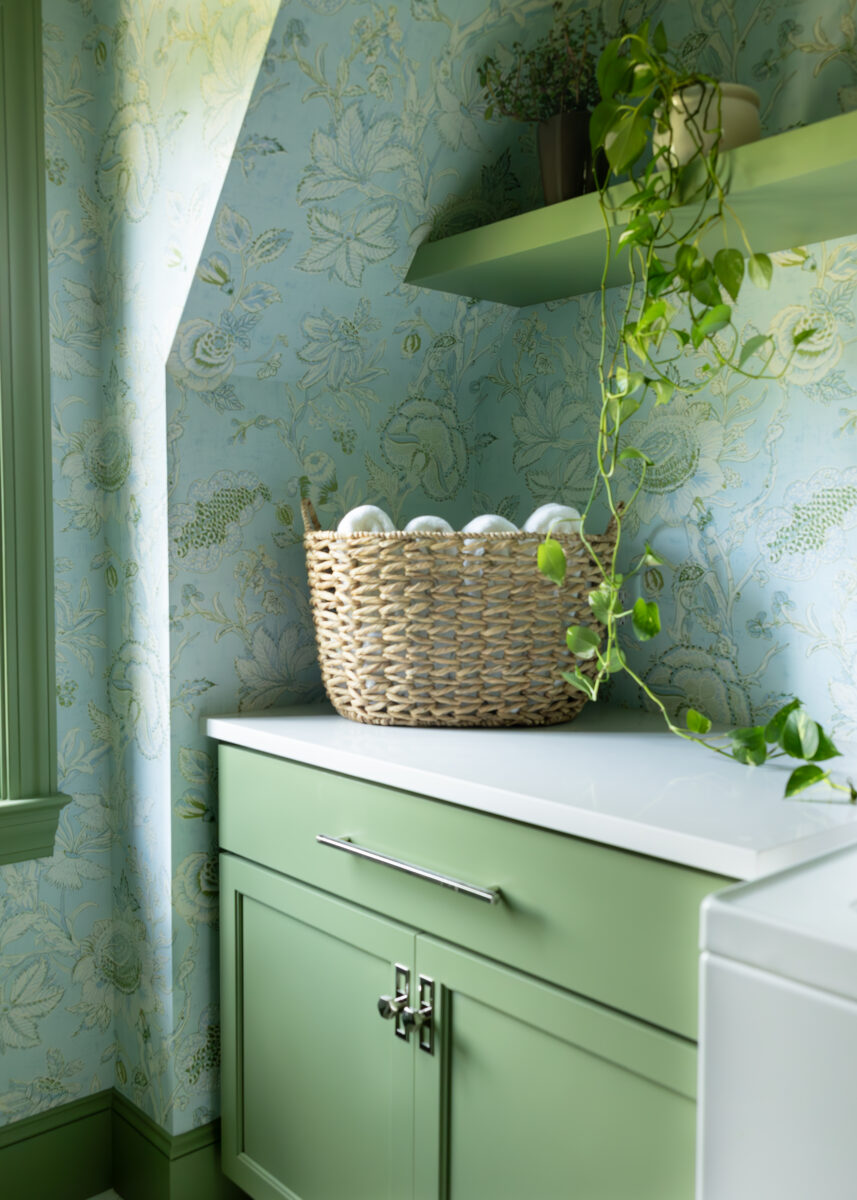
537,111,600,205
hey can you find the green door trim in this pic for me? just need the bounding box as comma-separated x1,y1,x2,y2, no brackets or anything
0,0,69,862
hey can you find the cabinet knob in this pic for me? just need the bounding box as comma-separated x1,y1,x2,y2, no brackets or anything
377,991,407,1020
378,964,410,1040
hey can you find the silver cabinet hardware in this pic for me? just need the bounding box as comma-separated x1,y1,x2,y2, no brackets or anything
403,975,434,1055
316,835,501,905
378,963,410,1040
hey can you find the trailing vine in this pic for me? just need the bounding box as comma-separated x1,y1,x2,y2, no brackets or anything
538,21,855,802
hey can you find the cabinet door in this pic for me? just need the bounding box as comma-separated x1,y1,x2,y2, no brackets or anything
414,937,697,1200
220,853,415,1200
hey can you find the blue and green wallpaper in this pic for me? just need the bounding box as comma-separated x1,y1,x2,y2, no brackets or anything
1,0,856,1138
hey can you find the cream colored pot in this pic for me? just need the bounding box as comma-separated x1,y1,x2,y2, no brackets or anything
653,82,761,166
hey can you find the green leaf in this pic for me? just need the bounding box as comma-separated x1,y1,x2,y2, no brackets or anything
675,244,697,279
618,214,655,249
793,327,817,348
713,248,745,302
781,709,820,760
610,368,645,398
566,625,601,659
608,396,641,430
561,668,596,700
588,582,619,623
641,542,667,565
618,446,653,464
628,64,656,96
631,597,661,641
648,267,674,298
730,726,768,766
538,539,566,586
690,271,723,308
638,300,668,331
809,726,842,763
654,378,675,405
686,709,712,734
604,645,627,673
748,253,773,288
785,764,829,798
652,21,668,53
739,333,771,368
606,111,648,172
595,38,621,97
691,304,732,349
764,698,801,744
590,99,618,151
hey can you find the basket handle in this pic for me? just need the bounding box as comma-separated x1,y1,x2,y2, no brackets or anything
301,498,322,533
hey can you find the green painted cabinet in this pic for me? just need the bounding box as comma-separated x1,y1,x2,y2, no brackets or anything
219,745,713,1200
221,855,414,1200
413,938,695,1200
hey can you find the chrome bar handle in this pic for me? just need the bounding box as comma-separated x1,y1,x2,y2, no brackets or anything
316,835,501,905
403,976,434,1055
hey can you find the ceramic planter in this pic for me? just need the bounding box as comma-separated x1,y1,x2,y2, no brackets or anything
653,82,761,166
537,110,598,205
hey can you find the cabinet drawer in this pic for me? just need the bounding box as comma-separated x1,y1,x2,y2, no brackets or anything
218,744,729,1039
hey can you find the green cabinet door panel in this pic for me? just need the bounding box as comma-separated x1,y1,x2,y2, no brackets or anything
219,745,730,1040
413,938,696,1200
220,853,416,1200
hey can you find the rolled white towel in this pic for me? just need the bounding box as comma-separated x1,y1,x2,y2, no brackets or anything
404,514,454,533
523,502,581,535
336,504,395,534
460,515,517,598
461,514,518,534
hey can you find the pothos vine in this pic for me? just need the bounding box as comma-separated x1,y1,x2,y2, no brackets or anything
537,21,856,802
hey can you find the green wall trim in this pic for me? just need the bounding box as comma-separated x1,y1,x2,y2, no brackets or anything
112,1089,222,1161
0,1090,113,1200
0,0,67,866
0,1089,112,1150
0,793,72,866
0,1089,246,1200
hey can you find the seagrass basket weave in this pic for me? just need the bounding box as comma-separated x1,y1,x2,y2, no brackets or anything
301,499,616,728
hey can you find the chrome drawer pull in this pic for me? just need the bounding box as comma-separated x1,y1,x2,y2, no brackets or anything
316,835,501,905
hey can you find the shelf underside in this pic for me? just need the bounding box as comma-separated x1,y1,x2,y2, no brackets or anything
405,110,857,308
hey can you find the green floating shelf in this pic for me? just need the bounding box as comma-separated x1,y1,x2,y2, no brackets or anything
405,110,857,308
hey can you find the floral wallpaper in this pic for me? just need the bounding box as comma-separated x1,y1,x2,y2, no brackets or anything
2,0,857,1145
0,0,278,1135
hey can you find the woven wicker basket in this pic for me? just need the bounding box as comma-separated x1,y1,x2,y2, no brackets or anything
301,499,616,728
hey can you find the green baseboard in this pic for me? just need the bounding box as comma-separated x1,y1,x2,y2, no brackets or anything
0,1089,247,1200
0,1091,113,1200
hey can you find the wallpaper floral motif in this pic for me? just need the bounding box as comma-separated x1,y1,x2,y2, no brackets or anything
2,0,857,1142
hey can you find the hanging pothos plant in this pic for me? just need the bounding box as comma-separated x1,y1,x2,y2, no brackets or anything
538,21,855,802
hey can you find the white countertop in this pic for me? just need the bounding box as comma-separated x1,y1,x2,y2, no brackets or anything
205,705,857,881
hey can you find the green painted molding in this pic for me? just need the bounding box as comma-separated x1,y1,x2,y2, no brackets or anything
0,0,69,863
0,794,73,866
0,1089,247,1200
0,1092,113,1200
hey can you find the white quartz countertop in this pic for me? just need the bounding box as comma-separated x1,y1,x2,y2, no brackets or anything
205,705,857,881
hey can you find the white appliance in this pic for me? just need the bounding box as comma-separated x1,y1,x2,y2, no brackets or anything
697,842,857,1199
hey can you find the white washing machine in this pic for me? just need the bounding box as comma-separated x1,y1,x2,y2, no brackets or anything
697,842,857,1199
